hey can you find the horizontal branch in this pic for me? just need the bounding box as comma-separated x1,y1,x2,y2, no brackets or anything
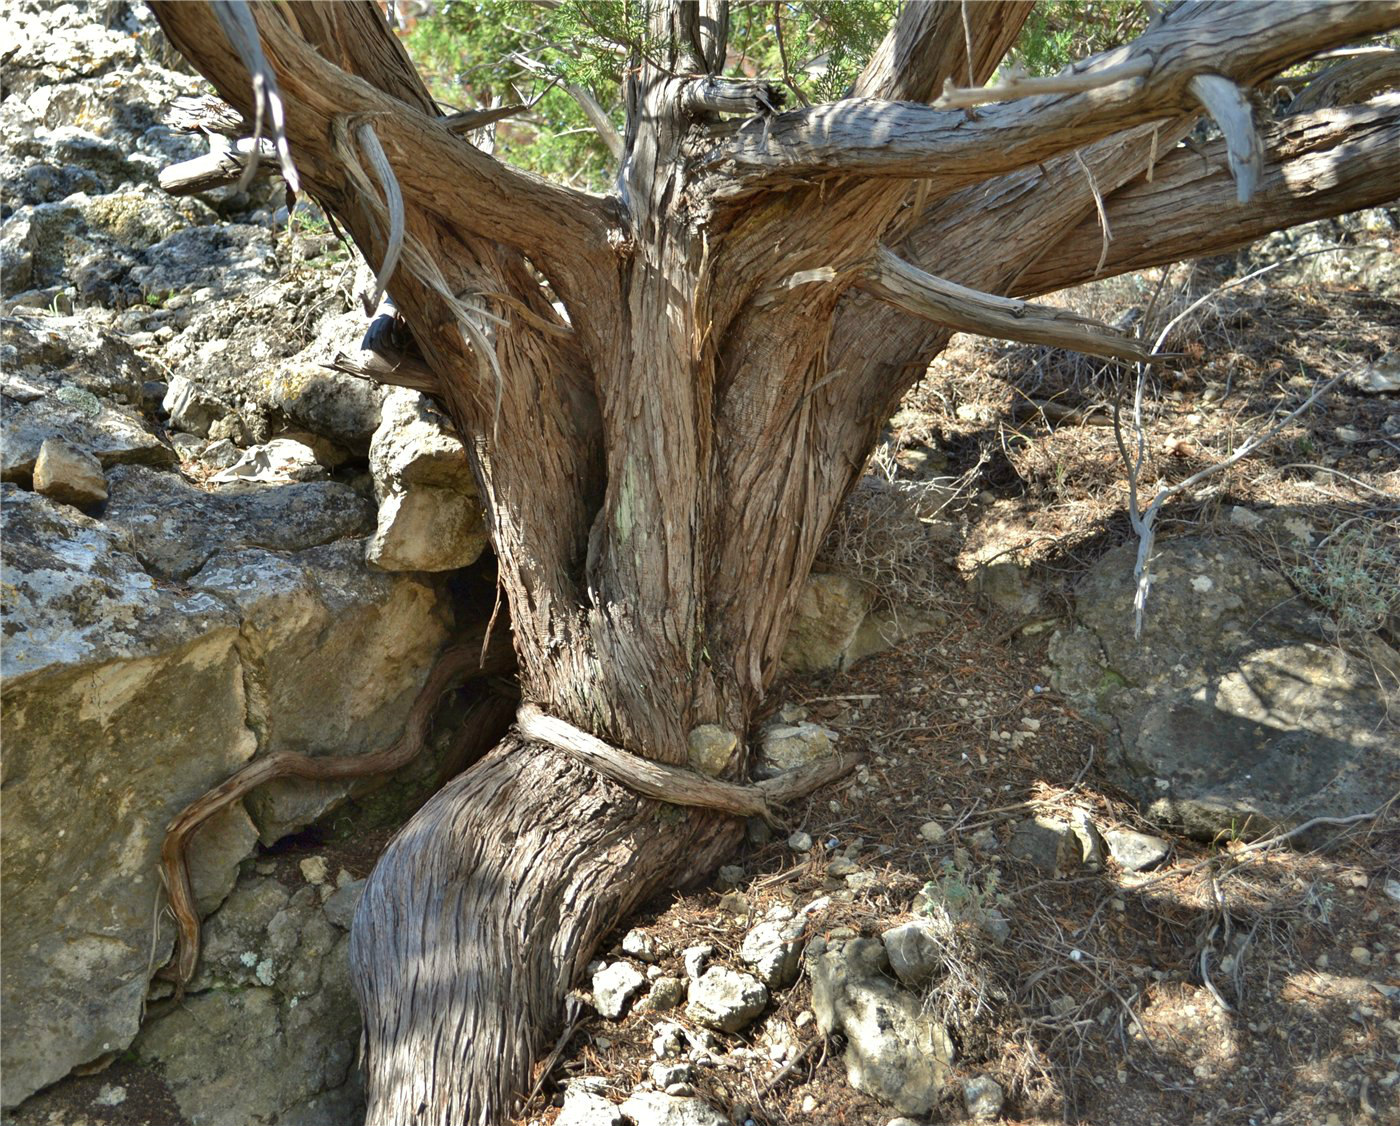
935,57,1152,108
158,137,274,195
1286,49,1400,115
705,1,1400,198
1013,94,1400,296
862,246,1168,365
517,705,858,823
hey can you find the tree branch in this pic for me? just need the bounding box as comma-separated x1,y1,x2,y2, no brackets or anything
1012,94,1400,296
853,0,1034,102
1286,48,1400,115
862,246,1169,366
149,1,614,290
705,1,1400,198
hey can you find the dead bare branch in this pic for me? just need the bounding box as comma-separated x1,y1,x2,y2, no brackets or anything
863,246,1171,366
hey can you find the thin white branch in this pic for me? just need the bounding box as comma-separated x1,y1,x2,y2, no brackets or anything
936,57,1151,108
564,84,623,159
864,247,1166,366
356,122,404,317
1117,349,1338,637
210,0,300,193
1189,74,1263,202
1072,150,1113,276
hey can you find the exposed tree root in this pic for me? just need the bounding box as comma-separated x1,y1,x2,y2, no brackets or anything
158,627,516,990
350,727,858,1126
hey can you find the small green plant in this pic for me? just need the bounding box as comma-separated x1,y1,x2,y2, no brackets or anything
1291,520,1400,636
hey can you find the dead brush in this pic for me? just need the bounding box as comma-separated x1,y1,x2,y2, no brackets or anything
817,459,982,612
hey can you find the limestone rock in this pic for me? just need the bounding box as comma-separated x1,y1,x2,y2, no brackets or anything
1105,828,1171,872
163,372,229,437
1049,537,1399,839
267,360,382,452
758,721,836,776
686,725,738,777
808,937,954,1115
782,572,874,672
32,436,106,507
1008,816,1083,876
592,961,647,1020
963,1075,1005,1119
187,542,452,841
622,928,662,963
135,877,363,1125
366,485,489,573
740,907,806,988
619,1091,729,1126
365,389,487,572
0,491,254,1107
881,920,942,987
558,1084,625,1126
685,966,769,1032
103,464,375,580
636,976,686,1013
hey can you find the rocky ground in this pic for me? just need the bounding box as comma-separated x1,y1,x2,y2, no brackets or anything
2,4,1398,1126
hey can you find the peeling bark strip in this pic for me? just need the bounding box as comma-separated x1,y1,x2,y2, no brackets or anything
146,1,1400,1122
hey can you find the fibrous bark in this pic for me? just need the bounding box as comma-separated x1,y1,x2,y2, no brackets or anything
146,2,1400,1123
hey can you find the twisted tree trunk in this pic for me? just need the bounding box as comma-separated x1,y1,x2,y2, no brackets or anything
149,2,1400,1122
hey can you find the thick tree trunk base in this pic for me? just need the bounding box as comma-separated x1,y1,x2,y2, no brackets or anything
349,734,744,1126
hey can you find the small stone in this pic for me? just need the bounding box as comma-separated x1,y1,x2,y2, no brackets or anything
882,920,942,986
687,725,738,776
557,1085,624,1126
801,1095,818,1113
663,1083,695,1097
1104,829,1170,872
828,856,859,877
715,864,745,889
963,1075,1004,1119
622,928,661,963
795,1009,814,1028
760,723,836,774
740,908,805,988
886,1119,921,1126
637,976,685,1013
683,945,714,980
619,1092,729,1126
592,961,647,1019
32,438,106,508
1352,946,1372,966
686,966,769,1032
297,856,329,885
94,1084,127,1107
651,1062,694,1088
718,891,749,916
787,831,813,852
969,828,999,853
918,821,946,844
653,1023,686,1058
1008,816,1083,876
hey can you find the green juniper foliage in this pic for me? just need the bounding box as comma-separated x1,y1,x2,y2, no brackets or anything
403,1,896,189
403,2,1166,189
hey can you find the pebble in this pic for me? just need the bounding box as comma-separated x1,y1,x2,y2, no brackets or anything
1352,946,1372,966
918,820,946,844
298,856,329,885
787,831,813,852
963,1075,1005,1120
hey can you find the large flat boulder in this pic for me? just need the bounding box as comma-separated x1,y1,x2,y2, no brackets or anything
1049,537,1399,839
